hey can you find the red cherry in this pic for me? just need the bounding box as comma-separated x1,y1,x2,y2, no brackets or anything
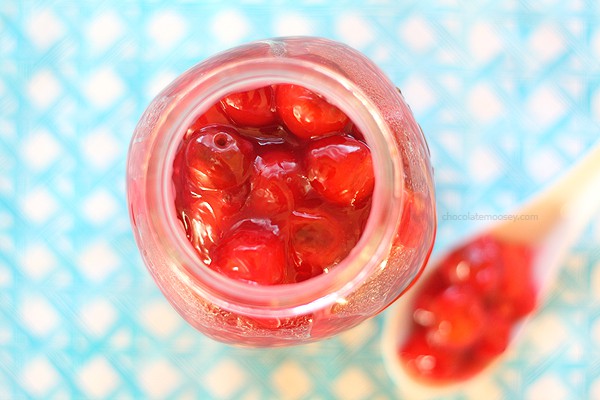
494,243,537,319
410,270,447,325
421,285,487,351
185,124,255,190
461,236,504,295
276,84,349,139
255,150,309,198
187,104,231,135
451,311,513,379
439,235,504,300
498,282,536,321
172,138,187,191
305,135,374,206
246,175,295,217
211,220,287,285
179,196,223,258
175,130,248,255
221,86,278,127
289,208,348,281
245,150,308,217
196,186,249,220
400,331,462,383
177,186,249,252
476,311,512,359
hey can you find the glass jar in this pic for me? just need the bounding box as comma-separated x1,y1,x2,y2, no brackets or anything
127,37,435,347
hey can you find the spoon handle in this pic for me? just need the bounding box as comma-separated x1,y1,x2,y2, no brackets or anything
493,141,600,245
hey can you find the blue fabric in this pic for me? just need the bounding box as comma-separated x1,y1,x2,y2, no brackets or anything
1,1,599,398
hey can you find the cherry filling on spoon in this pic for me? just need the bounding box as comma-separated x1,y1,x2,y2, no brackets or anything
173,84,375,285
398,235,537,384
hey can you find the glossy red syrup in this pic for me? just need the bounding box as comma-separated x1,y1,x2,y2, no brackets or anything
398,235,537,384
173,85,374,284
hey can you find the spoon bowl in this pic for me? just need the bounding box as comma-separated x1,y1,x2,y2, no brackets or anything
382,141,600,397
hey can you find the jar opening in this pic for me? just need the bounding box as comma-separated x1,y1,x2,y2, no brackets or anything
150,56,404,318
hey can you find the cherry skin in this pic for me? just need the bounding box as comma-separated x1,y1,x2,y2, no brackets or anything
438,236,504,301
246,174,294,217
289,207,348,281
495,243,536,319
175,184,249,257
399,332,462,383
420,285,487,350
221,86,278,127
211,220,287,285
476,310,511,359
187,104,231,135
276,84,349,139
255,150,309,198
179,196,224,259
306,135,375,206
410,270,447,324
184,124,255,190
245,149,308,217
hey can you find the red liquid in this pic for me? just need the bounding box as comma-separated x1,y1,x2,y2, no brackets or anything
398,235,537,384
172,85,375,284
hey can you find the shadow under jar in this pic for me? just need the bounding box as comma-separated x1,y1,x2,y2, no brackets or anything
127,37,436,347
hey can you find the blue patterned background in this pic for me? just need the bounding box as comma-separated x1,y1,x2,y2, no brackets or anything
1,1,600,399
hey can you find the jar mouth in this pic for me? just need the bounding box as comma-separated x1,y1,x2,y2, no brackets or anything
149,54,404,317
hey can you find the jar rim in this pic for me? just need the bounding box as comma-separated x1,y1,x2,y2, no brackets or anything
141,49,405,318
